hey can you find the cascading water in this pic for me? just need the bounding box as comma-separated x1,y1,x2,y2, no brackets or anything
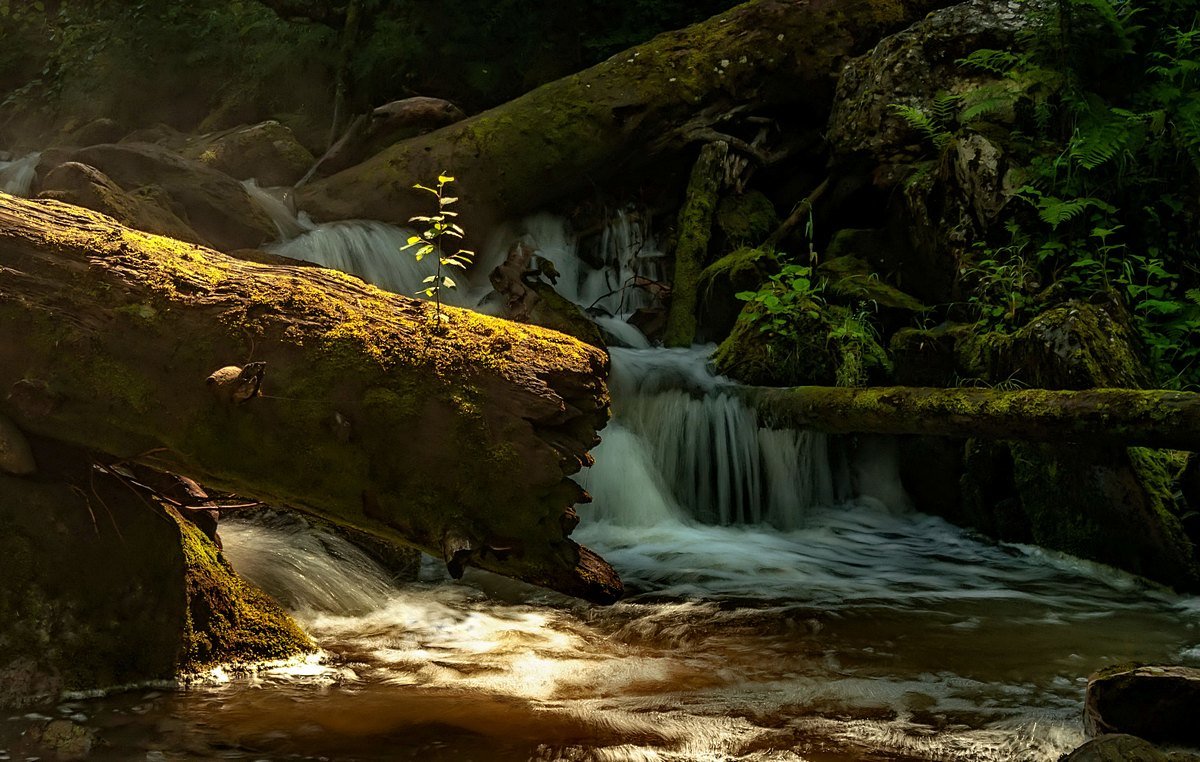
0,151,39,196
244,178,504,307
28,209,1199,761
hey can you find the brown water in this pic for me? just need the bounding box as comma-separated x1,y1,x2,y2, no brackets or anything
4,506,1196,762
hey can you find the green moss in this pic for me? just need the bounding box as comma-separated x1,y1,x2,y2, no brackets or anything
174,509,312,671
715,191,779,245
816,256,927,312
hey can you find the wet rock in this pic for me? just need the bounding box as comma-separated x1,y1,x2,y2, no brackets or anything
61,142,276,250
20,718,97,760
38,161,203,244
1061,734,1192,762
0,438,311,709
60,116,126,148
0,412,35,475
182,120,314,187
1085,665,1200,746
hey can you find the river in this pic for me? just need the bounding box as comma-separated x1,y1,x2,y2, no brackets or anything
2,195,1195,762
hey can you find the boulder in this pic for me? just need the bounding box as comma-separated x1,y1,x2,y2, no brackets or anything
1061,734,1195,762
0,438,312,709
816,255,927,312
63,142,277,250
183,120,315,187
828,0,1029,304
1085,666,1200,747
697,245,779,340
38,161,203,245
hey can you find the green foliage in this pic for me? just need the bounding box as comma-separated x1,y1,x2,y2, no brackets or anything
402,173,473,324
734,263,825,344
955,0,1200,388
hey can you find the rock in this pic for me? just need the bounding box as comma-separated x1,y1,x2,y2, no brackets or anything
828,0,1029,305
0,412,35,475
713,298,891,387
715,190,778,246
61,116,126,148
816,255,928,312
526,281,606,349
62,142,277,250
183,120,315,187
1085,665,1200,746
19,718,97,760
308,96,466,180
696,246,779,341
38,161,203,244
1061,734,1185,762
0,438,312,709
954,303,1200,590
828,0,1026,167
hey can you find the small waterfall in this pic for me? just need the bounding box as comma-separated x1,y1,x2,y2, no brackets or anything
482,209,665,322
580,347,841,530
241,179,313,240
0,151,40,197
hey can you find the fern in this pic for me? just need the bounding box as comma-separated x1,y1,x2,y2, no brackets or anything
1068,113,1140,169
958,48,1023,76
889,103,952,150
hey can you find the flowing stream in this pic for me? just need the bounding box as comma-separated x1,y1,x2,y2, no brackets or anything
0,152,39,197
5,205,1197,761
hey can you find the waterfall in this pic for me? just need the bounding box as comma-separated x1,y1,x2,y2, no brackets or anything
0,151,40,197
580,347,844,530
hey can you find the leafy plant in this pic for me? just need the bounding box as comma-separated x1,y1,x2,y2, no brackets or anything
402,173,474,325
734,263,825,344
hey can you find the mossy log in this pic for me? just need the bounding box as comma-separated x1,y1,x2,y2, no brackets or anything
298,0,958,229
664,141,726,348
0,193,621,603
740,385,1200,451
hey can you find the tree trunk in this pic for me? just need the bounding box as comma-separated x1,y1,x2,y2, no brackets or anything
664,141,726,348
0,194,621,603
297,0,959,232
738,385,1200,451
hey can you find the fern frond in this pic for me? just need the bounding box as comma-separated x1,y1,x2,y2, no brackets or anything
1034,195,1115,228
889,104,951,150
1069,114,1139,169
958,48,1022,75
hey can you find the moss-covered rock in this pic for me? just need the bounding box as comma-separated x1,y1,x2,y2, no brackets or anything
715,190,778,245
816,255,928,312
696,245,779,341
183,120,315,187
713,299,891,387
0,440,311,709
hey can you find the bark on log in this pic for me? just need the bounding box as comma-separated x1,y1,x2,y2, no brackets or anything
739,385,1200,451
0,193,621,603
297,0,959,230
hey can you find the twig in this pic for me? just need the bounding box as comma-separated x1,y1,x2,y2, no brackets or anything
764,177,830,252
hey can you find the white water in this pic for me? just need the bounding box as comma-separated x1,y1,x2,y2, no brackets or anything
0,151,39,196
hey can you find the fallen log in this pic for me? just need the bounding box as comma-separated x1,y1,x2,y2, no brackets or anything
298,0,958,229
0,193,621,603
738,385,1200,451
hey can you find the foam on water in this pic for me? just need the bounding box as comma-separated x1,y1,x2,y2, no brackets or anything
0,151,39,196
